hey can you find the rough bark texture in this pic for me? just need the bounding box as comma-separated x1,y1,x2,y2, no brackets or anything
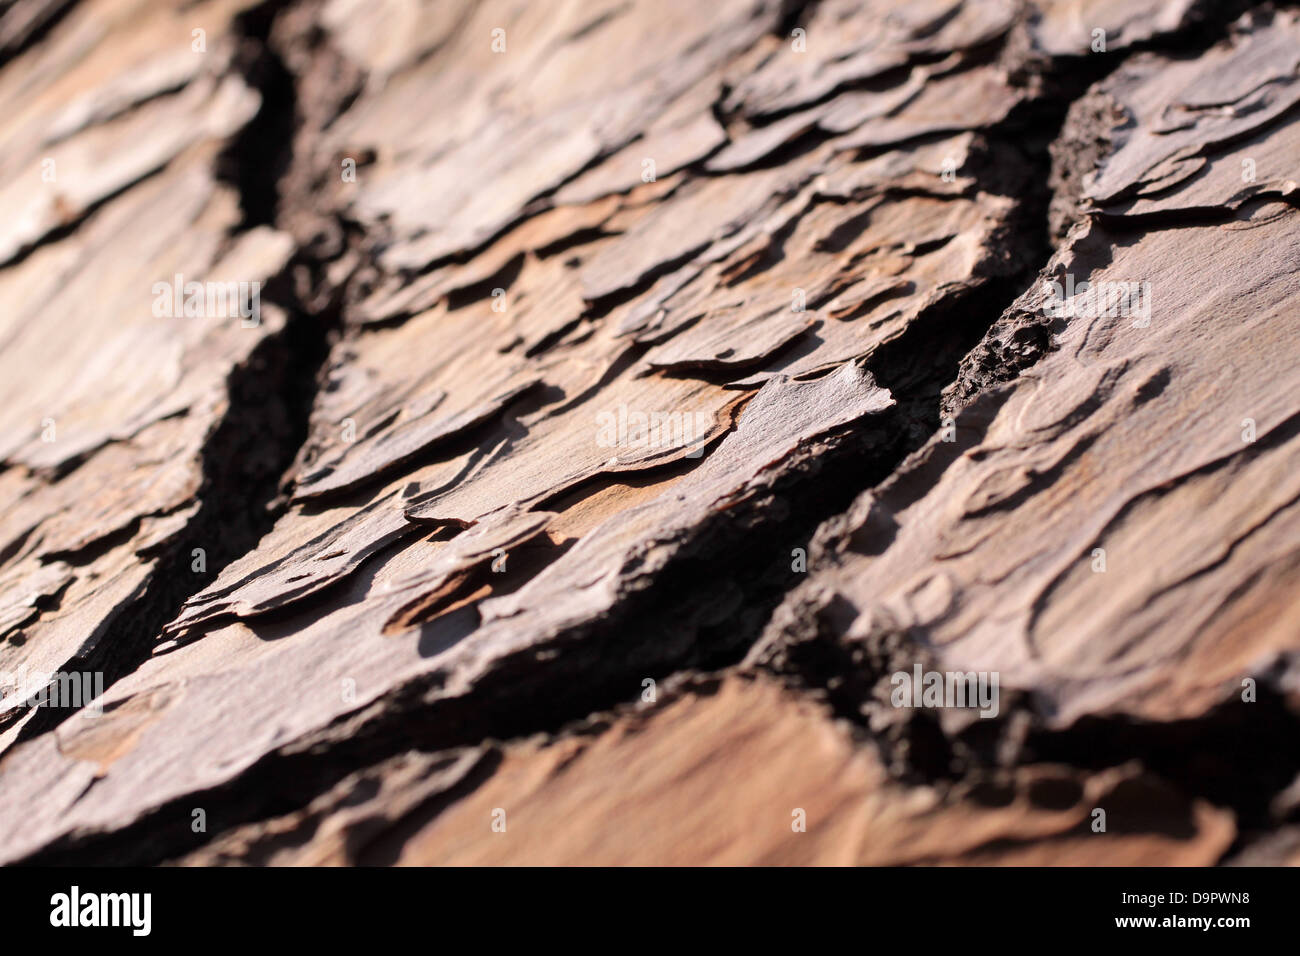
1,0,1298,866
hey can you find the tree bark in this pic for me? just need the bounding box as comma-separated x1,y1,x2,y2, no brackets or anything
0,0,1297,866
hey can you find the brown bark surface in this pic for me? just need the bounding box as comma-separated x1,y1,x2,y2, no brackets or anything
1,0,1298,865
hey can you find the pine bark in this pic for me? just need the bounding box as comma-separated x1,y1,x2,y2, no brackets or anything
0,0,1297,865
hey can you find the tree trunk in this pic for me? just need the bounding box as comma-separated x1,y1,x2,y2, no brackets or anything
1,0,1297,866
